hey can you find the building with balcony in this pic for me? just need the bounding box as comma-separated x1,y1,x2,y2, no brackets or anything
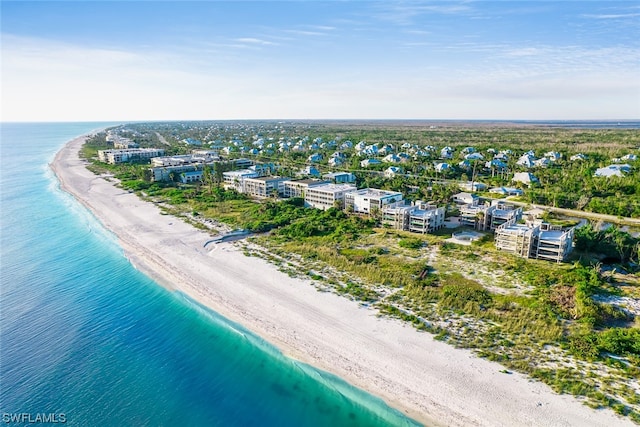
98,148,165,164
495,219,574,263
344,188,403,214
282,179,331,199
242,176,291,198
304,183,357,210
222,169,259,191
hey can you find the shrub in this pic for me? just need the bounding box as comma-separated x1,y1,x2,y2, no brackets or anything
440,275,492,313
398,237,423,250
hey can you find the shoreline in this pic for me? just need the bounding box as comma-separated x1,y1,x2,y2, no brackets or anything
51,134,634,427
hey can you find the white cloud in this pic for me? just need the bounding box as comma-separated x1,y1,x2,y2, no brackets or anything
234,37,278,46
2,32,638,122
582,12,640,19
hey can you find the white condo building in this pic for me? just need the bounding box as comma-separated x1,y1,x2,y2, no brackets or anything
344,188,404,214
304,183,357,210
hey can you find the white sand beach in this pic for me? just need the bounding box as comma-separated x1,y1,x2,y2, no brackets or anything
51,134,634,427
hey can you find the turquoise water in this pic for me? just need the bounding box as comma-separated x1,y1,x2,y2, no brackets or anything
0,123,422,426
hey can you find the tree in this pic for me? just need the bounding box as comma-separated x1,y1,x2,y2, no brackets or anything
202,165,214,194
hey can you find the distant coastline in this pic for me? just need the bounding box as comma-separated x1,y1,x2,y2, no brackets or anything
4,119,639,130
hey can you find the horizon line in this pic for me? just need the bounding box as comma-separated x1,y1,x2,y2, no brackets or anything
3,118,639,124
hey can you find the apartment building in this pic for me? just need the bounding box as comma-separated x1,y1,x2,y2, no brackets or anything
344,188,403,214
222,169,259,192
409,204,446,234
495,219,574,262
304,183,357,210
382,203,415,230
487,202,523,231
98,148,165,164
534,224,575,263
459,200,522,231
242,176,291,198
282,179,331,199
382,201,445,234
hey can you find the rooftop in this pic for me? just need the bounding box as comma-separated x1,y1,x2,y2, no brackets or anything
309,183,357,193
349,188,403,198
498,223,533,236
538,230,567,242
286,178,328,185
246,175,290,182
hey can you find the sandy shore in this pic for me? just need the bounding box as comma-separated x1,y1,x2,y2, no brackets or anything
51,134,634,427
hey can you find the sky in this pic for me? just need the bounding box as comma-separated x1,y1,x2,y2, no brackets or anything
1,1,639,121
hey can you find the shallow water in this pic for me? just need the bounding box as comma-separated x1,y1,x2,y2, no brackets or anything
0,123,422,426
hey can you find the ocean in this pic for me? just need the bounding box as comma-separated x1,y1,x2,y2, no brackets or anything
0,123,421,426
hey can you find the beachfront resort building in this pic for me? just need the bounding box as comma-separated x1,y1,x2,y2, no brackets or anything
282,179,331,199
495,219,574,263
242,176,291,198
223,169,259,192
344,188,404,214
98,148,165,165
459,200,522,231
304,183,358,210
382,201,445,234
151,157,253,183
180,170,204,184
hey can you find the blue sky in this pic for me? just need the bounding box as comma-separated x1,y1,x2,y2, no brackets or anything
2,1,639,121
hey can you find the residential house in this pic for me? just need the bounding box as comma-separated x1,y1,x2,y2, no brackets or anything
322,172,356,184
464,152,484,161
594,164,631,178
489,187,524,196
384,166,403,178
485,159,508,171
534,158,551,168
181,138,202,146
458,160,471,170
545,151,562,162
249,162,277,177
383,154,402,163
440,147,453,159
434,162,450,173
459,182,487,192
298,165,321,177
360,158,382,168
307,153,323,163
516,154,535,168
513,172,539,186
452,192,479,205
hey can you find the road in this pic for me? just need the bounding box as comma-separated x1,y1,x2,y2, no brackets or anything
504,199,640,227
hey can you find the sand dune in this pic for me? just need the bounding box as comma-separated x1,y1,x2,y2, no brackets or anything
51,134,634,427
